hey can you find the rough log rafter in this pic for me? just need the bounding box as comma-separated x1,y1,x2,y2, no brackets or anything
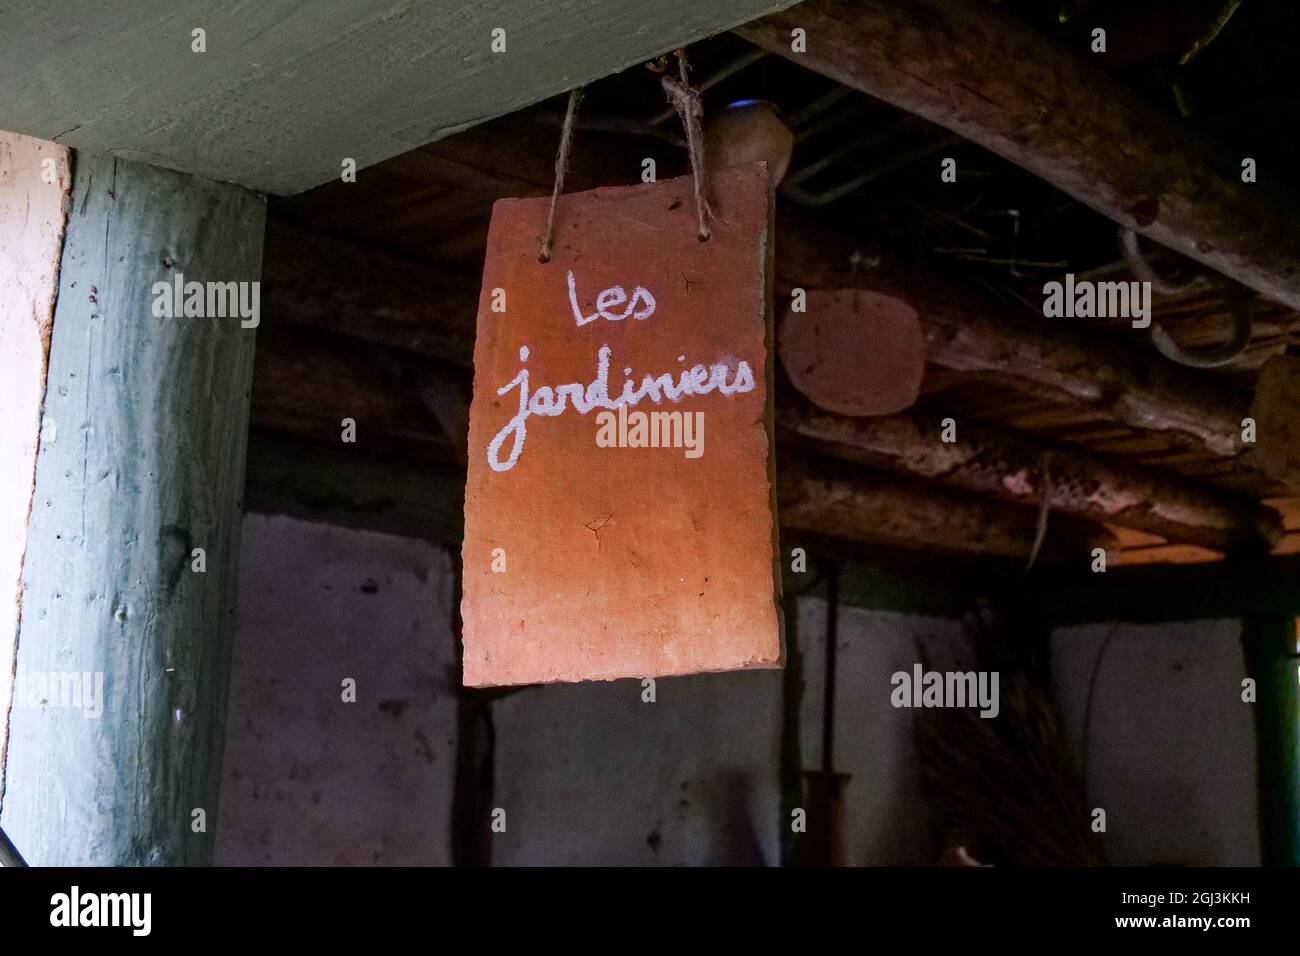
737,0,1300,311
781,402,1283,553
779,453,1112,561
266,219,1261,465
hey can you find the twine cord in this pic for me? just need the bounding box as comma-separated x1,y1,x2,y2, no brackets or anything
661,50,712,241
1024,452,1052,574
539,86,583,263
540,51,710,256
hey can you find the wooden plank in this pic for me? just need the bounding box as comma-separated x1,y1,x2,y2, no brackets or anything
0,0,800,195
0,132,71,789
243,430,465,545
0,153,264,865
1264,496,1300,557
737,0,1300,311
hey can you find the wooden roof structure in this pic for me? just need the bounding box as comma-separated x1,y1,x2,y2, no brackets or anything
251,0,1300,570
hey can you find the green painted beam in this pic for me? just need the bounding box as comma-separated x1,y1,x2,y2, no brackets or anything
1242,617,1300,867
0,152,263,866
0,0,800,195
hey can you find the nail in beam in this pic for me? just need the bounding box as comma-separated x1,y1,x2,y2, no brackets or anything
0,149,264,865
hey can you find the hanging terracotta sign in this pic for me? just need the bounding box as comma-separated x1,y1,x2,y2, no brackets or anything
461,163,782,686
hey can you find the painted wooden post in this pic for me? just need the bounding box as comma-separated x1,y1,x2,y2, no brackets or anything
1242,616,1300,867
0,152,264,865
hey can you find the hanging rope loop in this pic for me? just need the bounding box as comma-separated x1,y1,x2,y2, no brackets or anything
538,86,584,263
540,52,709,255
661,49,712,241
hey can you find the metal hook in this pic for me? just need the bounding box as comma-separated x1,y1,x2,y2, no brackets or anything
1151,279,1253,369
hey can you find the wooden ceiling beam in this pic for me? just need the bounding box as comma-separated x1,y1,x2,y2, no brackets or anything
0,0,800,194
736,0,1300,311
258,233,1258,554
260,217,1272,467
779,452,1111,562
782,402,1284,554
777,212,1258,462
261,221,478,366
250,320,1106,561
